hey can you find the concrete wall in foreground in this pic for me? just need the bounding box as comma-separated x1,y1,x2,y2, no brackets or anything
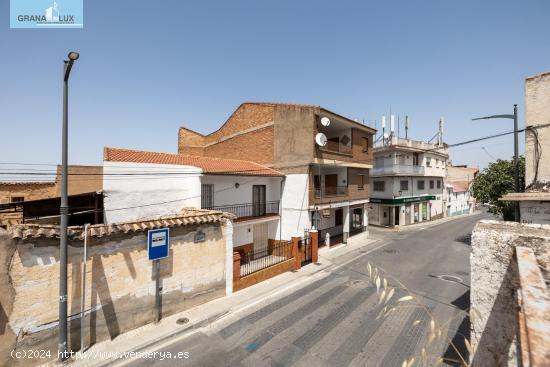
0,223,227,366
470,220,550,367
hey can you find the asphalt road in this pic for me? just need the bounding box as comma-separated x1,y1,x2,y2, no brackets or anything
134,211,491,367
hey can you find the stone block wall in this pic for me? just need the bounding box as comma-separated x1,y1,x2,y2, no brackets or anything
470,220,550,367
0,223,227,366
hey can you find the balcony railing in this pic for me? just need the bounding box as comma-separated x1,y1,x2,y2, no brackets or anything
206,201,279,220
319,141,352,155
370,164,425,176
314,186,348,198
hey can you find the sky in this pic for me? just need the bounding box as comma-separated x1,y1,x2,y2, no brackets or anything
1,0,549,177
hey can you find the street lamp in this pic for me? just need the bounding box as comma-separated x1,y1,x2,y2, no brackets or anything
59,51,79,360
472,104,520,222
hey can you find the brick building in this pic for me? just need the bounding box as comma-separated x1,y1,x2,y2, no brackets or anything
178,102,376,244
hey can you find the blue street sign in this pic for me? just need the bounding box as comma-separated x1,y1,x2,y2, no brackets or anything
148,228,169,261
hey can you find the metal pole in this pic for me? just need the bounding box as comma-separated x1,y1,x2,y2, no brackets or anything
513,104,520,222
80,223,89,352
154,259,161,323
59,60,69,360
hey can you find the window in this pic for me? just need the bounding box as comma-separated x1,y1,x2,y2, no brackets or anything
429,180,434,189
335,208,343,226
435,159,439,167
375,157,384,168
361,137,369,153
201,184,214,209
437,180,441,189
11,197,24,203
358,174,365,190
400,180,408,191
417,180,425,190
412,153,419,166
373,181,385,192
426,157,431,167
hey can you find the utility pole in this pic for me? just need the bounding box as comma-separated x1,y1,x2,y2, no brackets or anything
59,51,79,361
472,105,521,222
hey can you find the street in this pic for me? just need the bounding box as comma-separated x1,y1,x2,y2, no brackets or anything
132,212,491,367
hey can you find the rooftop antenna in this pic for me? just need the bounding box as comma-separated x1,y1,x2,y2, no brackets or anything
397,115,400,140
381,115,386,145
405,115,409,139
438,116,445,146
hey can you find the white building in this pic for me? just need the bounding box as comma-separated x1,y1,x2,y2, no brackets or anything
446,182,474,216
368,137,449,227
102,147,284,256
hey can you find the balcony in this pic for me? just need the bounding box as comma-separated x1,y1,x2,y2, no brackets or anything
318,141,352,155
370,164,425,176
206,201,279,221
314,186,348,198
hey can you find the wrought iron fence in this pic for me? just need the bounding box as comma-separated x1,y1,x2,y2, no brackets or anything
206,201,279,219
240,240,293,277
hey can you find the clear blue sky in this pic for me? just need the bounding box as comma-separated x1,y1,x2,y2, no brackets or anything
2,0,549,173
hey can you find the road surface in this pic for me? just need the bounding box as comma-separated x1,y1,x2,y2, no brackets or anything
133,212,490,367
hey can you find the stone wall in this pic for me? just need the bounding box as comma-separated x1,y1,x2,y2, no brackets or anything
470,220,550,367
525,71,550,186
0,223,227,366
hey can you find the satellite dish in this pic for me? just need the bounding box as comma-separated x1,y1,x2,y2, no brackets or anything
315,133,327,146
320,117,331,127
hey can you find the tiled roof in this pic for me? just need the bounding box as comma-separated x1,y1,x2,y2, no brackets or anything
8,208,233,240
0,181,55,186
104,147,284,177
447,181,469,193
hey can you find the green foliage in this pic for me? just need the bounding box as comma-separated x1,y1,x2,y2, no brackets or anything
471,156,525,220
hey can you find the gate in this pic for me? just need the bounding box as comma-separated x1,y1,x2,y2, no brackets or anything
300,230,312,266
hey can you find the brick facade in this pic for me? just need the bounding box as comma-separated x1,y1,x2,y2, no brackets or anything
178,103,275,164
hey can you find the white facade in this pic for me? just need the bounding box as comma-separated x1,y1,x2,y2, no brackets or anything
279,173,311,239
369,138,448,227
103,163,283,252
103,161,202,223
446,185,473,216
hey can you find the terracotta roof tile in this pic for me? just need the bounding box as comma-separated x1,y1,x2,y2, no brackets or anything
103,147,284,177
8,208,233,240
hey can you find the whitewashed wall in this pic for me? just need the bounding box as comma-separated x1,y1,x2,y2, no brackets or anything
103,161,201,223
279,174,310,239
201,175,281,206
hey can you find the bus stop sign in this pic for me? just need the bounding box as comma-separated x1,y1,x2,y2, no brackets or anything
148,228,169,260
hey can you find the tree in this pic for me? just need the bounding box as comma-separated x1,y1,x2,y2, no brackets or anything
470,156,525,220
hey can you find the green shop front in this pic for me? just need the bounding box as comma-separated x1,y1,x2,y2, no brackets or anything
367,195,436,227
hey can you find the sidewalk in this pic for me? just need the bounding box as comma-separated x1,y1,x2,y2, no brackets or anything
58,236,383,367
370,210,483,233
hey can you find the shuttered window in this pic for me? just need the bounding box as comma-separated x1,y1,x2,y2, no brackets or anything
201,184,214,209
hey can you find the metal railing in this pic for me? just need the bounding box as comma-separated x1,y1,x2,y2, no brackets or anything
319,140,352,154
207,201,279,219
314,186,348,198
240,241,293,277
370,164,425,176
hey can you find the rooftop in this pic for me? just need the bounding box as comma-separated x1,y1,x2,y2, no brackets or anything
7,208,233,240
104,147,284,177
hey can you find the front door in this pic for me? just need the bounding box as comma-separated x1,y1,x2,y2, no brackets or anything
252,185,266,216
253,222,268,253
394,206,400,226
382,206,390,226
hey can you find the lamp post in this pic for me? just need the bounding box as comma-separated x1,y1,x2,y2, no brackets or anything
59,51,79,360
472,104,520,222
